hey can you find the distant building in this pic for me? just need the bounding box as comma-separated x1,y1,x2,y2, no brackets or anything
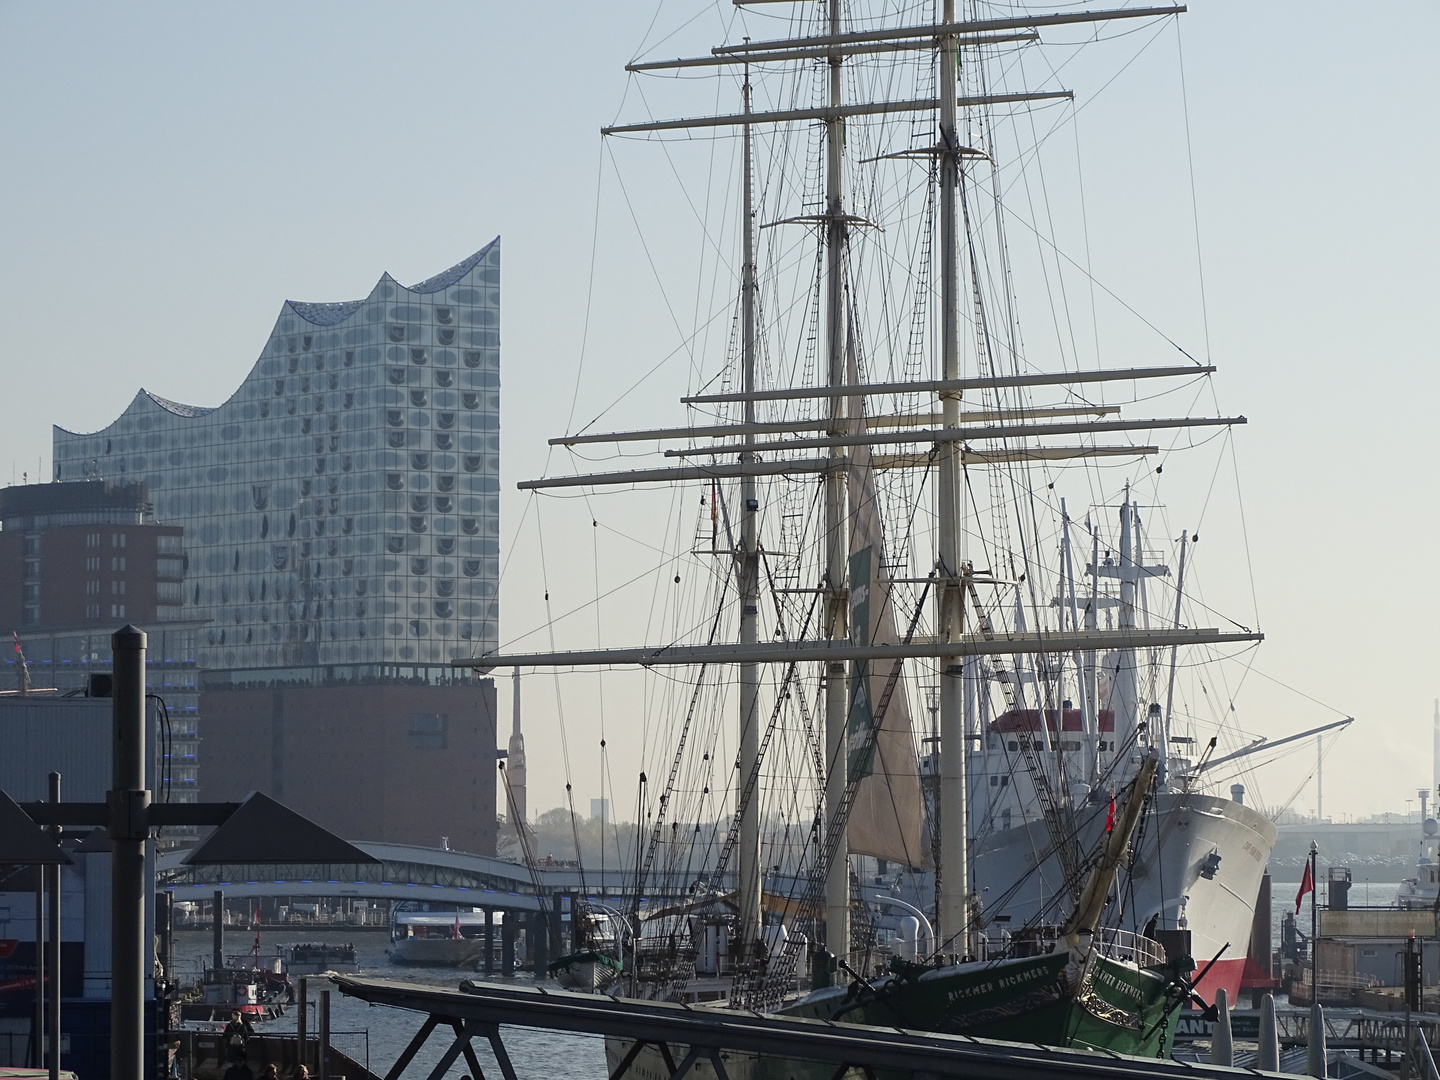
590,798,610,822
41,243,504,852
0,480,202,815
51,240,501,678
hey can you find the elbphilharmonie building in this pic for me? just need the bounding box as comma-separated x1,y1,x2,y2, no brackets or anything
52,240,501,683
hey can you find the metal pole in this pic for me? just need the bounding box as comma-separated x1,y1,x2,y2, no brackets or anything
34,839,44,1070
936,0,970,960
213,890,224,972
109,624,148,1080
48,771,60,1080
318,989,330,1080
1310,841,1318,1007
297,977,307,1073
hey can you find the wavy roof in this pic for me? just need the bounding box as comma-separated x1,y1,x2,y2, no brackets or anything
143,390,216,418
284,239,499,325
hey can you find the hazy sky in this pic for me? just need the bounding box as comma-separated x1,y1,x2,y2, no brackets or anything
2,3,1436,825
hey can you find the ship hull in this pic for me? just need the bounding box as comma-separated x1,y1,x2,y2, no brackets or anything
605,948,1180,1079
973,790,1276,1003
385,938,486,967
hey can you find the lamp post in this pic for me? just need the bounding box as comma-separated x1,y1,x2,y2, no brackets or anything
867,894,936,959
1,625,379,1079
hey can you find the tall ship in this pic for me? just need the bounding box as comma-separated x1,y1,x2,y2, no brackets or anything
464,0,1293,1063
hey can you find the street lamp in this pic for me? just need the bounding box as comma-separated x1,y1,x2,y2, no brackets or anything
867,893,935,959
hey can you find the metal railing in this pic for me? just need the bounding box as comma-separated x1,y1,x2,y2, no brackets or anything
1092,928,1168,969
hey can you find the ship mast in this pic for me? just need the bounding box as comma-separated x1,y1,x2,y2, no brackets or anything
736,62,763,962
936,0,970,959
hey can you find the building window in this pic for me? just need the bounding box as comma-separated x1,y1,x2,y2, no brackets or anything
86,604,100,619
24,584,40,603
86,581,100,595
87,533,101,548
111,581,126,596
23,536,40,557
110,604,126,618
111,556,127,571
157,534,183,554
407,713,448,750
23,605,40,626
23,559,40,581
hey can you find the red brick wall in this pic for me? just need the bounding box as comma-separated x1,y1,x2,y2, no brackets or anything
200,681,498,854
0,523,182,632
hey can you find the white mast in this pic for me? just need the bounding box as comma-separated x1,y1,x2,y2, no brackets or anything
1061,500,1091,788
1433,699,1439,807
822,0,852,964
1161,529,1189,785
737,64,763,959
936,0,971,958
1113,486,1140,771
508,667,528,844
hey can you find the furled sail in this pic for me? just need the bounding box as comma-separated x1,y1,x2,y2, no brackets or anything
844,357,932,868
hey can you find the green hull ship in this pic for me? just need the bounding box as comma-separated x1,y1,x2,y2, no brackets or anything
782,936,1189,1057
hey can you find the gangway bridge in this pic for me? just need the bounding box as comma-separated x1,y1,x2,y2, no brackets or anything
331,975,1303,1080
158,841,736,913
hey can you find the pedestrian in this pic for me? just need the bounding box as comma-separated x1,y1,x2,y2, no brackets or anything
260,1066,279,1079
223,1011,254,1062
221,1054,252,1080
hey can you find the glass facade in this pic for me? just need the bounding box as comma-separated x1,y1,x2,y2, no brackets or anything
52,241,501,677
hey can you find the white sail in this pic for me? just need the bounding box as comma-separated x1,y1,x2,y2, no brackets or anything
845,359,931,868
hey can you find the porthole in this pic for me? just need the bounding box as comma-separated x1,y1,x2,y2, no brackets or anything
386,536,405,554
463,351,482,368
388,368,406,385
410,348,427,365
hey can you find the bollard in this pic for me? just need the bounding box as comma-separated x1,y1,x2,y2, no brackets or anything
1306,1002,1326,1078
1209,986,1232,1067
1258,992,1279,1071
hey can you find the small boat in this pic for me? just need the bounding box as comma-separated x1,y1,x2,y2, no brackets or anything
285,941,359,974
179,949,293,1023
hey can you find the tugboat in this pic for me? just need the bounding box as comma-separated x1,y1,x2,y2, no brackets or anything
180,941,293,1022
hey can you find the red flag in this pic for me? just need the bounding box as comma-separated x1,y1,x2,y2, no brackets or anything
1295,859,1314,913
1104,796,1116,833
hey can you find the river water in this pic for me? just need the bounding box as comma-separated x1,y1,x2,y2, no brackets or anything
174,930,605,1078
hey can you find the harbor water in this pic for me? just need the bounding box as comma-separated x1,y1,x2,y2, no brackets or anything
174,930,605,1078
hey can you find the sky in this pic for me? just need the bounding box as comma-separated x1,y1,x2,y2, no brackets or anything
1,2,1436,826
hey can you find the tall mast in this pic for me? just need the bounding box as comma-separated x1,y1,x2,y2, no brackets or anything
737,62,763,960
1161,529,1188,785
822,0,852,965
1114,485,1140,771
936,0,970,958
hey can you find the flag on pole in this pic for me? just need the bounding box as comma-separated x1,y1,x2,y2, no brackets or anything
1104,796,1116,833
1295,858,1314,913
